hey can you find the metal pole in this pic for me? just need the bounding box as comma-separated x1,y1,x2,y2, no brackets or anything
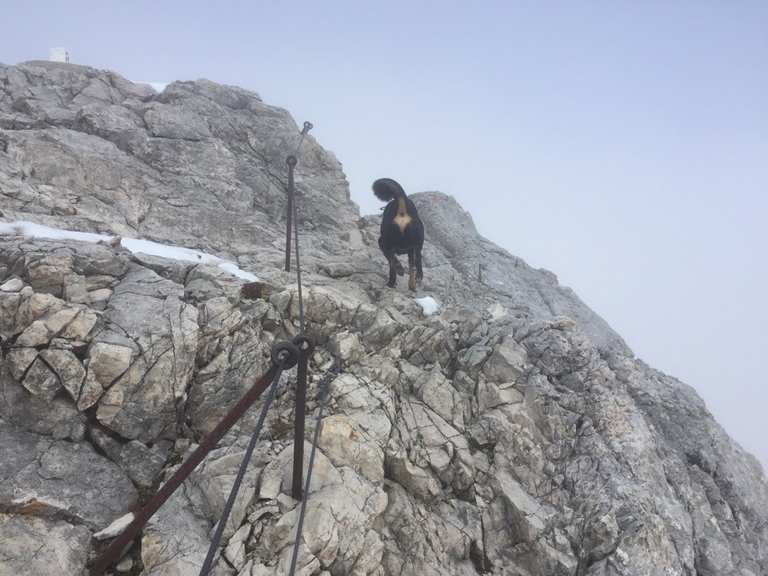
291,351,308,499
287,364,336,576
284,121,313,272
290,337,313,500
284,156,297,272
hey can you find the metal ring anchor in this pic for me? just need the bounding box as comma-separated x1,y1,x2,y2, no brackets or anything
271,341,300,369
292,334,314,355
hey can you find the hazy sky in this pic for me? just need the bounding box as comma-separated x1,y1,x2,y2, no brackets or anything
2,1,766,467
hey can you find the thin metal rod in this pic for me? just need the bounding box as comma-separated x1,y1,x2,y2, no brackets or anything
198,368,283,576
90,365,279,575
291,350,309,500
283,121,312,273
284,157,296,272
287,368,335,576
292,176,306,334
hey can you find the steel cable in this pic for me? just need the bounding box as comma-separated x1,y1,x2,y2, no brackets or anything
287,361,339,576
198,366,284,576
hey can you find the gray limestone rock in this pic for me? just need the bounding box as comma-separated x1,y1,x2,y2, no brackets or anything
88,341,133,386
0,62,766,576
0,514,91,576
0,277,23,292
21,356,61,400
5,347,37,381
95,266,198,441
40,348,86,403
1,372,84,439
0,419,137,528
141,487,216,576
118,440,169,489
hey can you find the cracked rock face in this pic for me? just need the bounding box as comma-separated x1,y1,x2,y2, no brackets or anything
0,514,92,575
1,62,767,576
0,420,138,528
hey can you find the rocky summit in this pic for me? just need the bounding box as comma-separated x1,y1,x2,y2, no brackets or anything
0,61,766,576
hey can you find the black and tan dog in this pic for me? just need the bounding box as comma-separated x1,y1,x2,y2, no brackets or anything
373,178,424,290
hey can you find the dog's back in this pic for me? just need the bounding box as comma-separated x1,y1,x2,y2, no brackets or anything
374,178,424,252
381,197,423,252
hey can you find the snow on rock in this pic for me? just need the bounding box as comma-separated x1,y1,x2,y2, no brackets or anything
134,81,169,92
216,261,257,280
93,512,135,541
415,296,440,316
120,238,258,281
486,302,508,321
0,221,107,243
0,221,258,282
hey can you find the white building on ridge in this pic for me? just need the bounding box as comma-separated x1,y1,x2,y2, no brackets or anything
49,47,70,63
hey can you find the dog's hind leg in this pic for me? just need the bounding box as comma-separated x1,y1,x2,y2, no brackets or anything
415,248,423,284
394,257,405,276
385,252,398,288
408,249,417,291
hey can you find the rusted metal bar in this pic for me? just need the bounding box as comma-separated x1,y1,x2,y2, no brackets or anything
287,360,338,576
291,350,309,500
290,336,313,500
90,364,279,575
284,155,297,272
284,121,313,273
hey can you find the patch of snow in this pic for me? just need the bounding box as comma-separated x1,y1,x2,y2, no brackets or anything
134,81,169,93
0,220,258,281
94,512,135,541
119,238,258,280
415,296,440,316
486,302,508,321
0,277,24,292
217,261,258,282
0,220,106,243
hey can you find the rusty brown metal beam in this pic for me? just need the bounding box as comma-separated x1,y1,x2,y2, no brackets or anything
90,365,279,575
291,349,309,500
284,155,297,272
284,121,313,272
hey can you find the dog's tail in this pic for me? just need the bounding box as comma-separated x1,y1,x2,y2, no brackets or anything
373,178,406,202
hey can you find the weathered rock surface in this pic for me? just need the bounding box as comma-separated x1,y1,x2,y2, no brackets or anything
0,419,137,528
0,514,91,576
0,60,357,275
0,61,766,576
